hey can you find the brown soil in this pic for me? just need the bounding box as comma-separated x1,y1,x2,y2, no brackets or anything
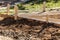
0,17,60,40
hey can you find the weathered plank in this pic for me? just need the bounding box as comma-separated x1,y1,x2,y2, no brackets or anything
17,13,60,24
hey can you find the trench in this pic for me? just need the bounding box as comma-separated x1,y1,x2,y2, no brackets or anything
0,17,60,40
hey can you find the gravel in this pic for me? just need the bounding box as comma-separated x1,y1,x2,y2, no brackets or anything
0,18,60,40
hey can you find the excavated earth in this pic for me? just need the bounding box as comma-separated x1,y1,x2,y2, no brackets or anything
0,17,60,40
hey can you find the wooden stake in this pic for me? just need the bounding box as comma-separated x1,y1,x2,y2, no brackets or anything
43,0,46,12
7,3,10,15
14,5,18,20
54,14,58,19
46,14,49,22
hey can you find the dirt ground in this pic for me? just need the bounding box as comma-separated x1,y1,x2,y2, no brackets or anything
0,18,60,40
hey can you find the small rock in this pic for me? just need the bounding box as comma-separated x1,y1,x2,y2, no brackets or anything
32,30,40,33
